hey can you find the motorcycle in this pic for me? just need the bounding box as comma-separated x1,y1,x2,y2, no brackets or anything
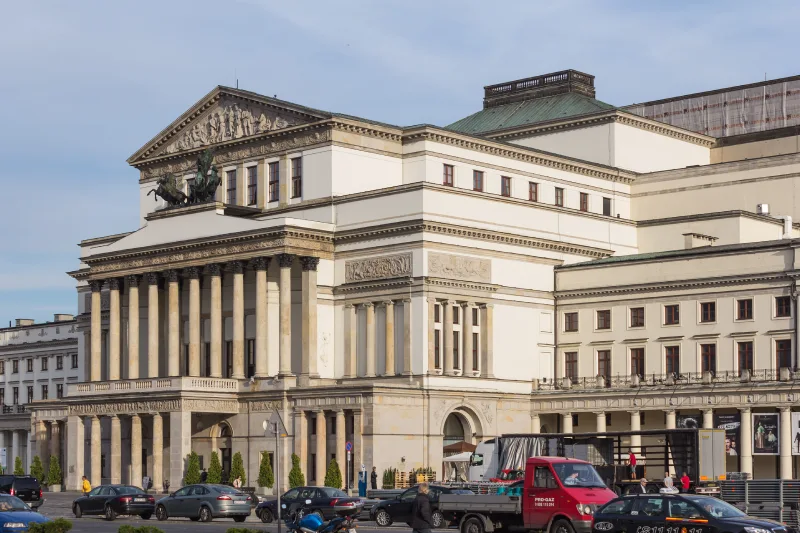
284,499,362,533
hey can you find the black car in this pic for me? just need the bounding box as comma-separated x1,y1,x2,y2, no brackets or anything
72,485,155,521
370,485,473,528
593,494,789,533
256,486,363,523
0,475,43,509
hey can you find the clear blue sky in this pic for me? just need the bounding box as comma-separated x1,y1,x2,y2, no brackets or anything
1,0,798,325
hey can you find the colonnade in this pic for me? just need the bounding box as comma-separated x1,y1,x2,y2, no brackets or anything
0,430,30,474
293,408,361,486
428,299,494,377
88,254,319,382
343,300,412,377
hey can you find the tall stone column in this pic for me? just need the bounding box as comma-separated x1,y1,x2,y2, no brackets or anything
108,278,122,381
365,303,376,378
152,413,163,492
131,414,142,487
90,280,103,382
383,301,395,376
10,431,19,472
169,411,191,488
666,410,676,429
443,301,455,375
278,254,294,376
167,270,181,377
596,412,607,432
127,275,140,380
90,416,101,487
531,414,541,433
463,302,474,374
402,299,412,376
35,420,47,468
294,411,308,478
110,415,121,484
315,411,326,485
702,408,714,429
146,273,160,378
344,304,357,378
335,410,346,472
480,304,494,378
186,267,201,377
66,416,84,491
561,413,573,434
630,411,642,456
740,407,753,477
50,422,61,468
301,257,320,380
231,261,245,379
253,258,270,378
207,265,222,378
427,298,437,374
781,407,792,479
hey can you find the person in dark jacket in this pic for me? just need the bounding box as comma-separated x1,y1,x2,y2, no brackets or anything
371,467,378,490
409,482,434,533
633,478,648,494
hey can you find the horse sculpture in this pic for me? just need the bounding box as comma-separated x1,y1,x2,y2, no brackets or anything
147,173,188,207
188,149,221,204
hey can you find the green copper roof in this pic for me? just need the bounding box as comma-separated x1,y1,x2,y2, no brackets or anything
447,92,616,135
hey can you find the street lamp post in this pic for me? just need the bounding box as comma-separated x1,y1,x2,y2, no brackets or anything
264,416,285,533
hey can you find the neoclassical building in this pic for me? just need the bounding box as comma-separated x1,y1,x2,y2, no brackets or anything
44,70,800,490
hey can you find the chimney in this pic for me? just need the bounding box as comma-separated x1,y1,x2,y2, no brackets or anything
483,69,596,109
683,233,718,249
15,318,34,327
53,314,74,322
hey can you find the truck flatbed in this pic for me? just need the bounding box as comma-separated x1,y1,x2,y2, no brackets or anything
439,494,521,514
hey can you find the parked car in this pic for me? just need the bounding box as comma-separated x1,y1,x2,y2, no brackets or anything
256,486,363,523
72,485,155,521
370,485,473,528
155,484,252,523
0,494,50,529
0,475,43,509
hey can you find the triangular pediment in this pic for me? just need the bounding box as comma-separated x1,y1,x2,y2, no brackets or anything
128,86,332,164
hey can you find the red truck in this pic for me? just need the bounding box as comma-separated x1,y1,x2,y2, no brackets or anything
439,456,616,533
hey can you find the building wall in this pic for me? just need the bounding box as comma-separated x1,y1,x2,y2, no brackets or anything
613,123,710,173
511,124,615,167
712,135,800,164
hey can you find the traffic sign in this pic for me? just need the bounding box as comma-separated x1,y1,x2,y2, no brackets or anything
345,441,353,452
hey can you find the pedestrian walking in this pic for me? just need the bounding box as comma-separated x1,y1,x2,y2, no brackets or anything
371,466,378,490
81,476,91,496
200,469,208,483
233,476,242,488
410,482,434,533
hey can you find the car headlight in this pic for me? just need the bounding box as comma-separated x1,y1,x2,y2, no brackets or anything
2,523,25,528
576,504,594,515
744,528,772,533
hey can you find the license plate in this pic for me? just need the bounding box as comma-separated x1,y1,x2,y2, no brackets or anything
135,498,147,502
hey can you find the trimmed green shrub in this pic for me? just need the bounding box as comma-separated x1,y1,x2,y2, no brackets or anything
13,456,24,476
324,458,342,489
47,455,62,486
207,451,222,484
288,453,305,488
30,456,44,484
257,451,274,488
382,468,397,489
118,526,166,533
28,518,73,533
230,452,246,486
184,451,201,485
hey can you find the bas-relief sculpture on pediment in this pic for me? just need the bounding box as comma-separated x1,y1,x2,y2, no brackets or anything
344,253,412,283
160,97,308,156
428,252,491,283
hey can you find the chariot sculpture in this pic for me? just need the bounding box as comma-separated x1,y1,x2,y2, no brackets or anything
147,149,222,207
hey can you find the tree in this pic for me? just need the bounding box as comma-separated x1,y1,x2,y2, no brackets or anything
230,451,246,486
257,452,274,488
324,458,342,489
13,457,24,476
30,456,44,484
184,452,201,485
47,455,63,486
207,451,222,484
288,453,305,488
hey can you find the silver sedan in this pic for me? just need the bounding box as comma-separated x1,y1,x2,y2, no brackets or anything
155,484,252,523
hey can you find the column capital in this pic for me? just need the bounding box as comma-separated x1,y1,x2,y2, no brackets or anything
90,280,104,293
108,414,120,420
249,257,271,271
665,409,676,414
701,407,714,414
146,272,160,286
594,411,606,416
446,299,457,306
740,407,752,414
362,302,374,309
380,300,395,307
780,406,792,413
126,275,140,287
227,261,245,274
344,303,355,309
204,263,222,277
151,412,162,420
130,413,141,420
108,278,122,291
164,269,181,283
183,266,201,279
277,253,295,268
481,303,494,309
402,298,412,304
333,408,345,414
300,256,320,271
628,410,641,415
531,413,541,419
463,301,475,308
561,412,572,417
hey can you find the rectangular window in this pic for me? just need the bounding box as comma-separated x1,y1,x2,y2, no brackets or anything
185,177,194,195
580,192,588,212
246,339,255,378
268,162,279,202
597,350,611,383
596,310,611,330
0,361,3,375
56,356,63,370
12,360,18,374
434,304,441,323
738,341,753,374
453,331,460,370
501,176,512,197
665,346,680,375
630,348,645,377
434,331,441,369
572,414,579,427
737,298,753,320
247,166,258,206
700,302,716,323
664,304,680,325
291,158,302,198
603,197,612,216
310,455,316,482
777,339,792,369
565,352,578,383
226,169,237,204
27,359,33,372
0,389,3,406
472,307,479,325
529,182,538,202
12,387,19,405
41,385,48,400
701,344,716,373
453,306,460,325
472,333,479,371
555,187,564,207
41,357,48,371
776,296,791,318
225,341,233,378
71,354,78,369
330,418,336,434
26,386,33,403
56,384,63,399
473,170,484,192
605,413,611,426
443,164,454,186
630,307,645,328
564,312,578,332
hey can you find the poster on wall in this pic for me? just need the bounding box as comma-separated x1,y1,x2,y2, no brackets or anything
791,412,800,455
753,413,779,455
713,413,740,457
677,414,701,429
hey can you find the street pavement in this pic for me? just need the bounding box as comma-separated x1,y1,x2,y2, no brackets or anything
36,492,422,533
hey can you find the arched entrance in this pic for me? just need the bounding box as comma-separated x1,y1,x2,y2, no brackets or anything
444,413,467,447
212,422,233,480
441,408,484,482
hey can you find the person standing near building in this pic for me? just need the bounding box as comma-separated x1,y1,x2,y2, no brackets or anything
680,472,690,493
371,467,378,490
410,482,434,533
663,472,674,490
627,449,637,479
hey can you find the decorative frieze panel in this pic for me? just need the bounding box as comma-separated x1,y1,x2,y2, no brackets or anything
248,400,284,412
67,398,240,416
345,253,412,283
428,252,490,282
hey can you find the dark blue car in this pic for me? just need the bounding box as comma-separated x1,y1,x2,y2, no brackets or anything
0,494,50,531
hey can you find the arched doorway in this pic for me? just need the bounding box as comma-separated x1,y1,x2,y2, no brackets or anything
444,413,467,447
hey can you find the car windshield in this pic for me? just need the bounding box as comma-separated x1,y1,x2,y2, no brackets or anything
116,487,144,495
551,463,606,488
685,496,746,518
320,488,347,498
0,496,30,511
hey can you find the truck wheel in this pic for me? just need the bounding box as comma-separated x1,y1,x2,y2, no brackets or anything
463,517,485,533
551,519,576,533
